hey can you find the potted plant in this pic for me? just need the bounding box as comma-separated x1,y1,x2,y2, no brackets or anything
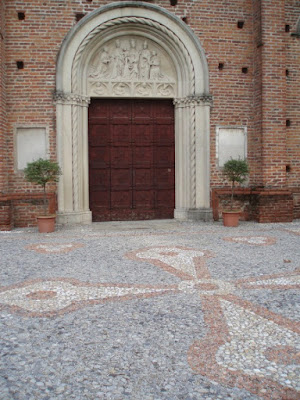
24,158,61,233
222,158,249,227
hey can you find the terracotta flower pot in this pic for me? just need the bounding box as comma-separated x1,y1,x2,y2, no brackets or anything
222,210,240,227
37,215,56,233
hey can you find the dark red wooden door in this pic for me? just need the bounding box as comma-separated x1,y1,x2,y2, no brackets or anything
88,99,175,221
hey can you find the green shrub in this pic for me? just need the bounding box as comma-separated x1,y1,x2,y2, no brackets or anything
24,158,61,215
223,158,249,210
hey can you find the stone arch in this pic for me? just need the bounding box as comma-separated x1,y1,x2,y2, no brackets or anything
55,1,212,224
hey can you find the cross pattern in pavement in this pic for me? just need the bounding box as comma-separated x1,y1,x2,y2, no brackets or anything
0,240,299,399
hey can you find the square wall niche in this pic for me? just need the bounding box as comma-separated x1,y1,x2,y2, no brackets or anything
216,126,247,167
15,126,48,171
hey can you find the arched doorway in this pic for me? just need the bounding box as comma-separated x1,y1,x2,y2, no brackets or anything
55,1,212,224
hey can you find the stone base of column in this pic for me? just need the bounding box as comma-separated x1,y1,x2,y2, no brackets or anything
57,211,92,225
174,208,213,221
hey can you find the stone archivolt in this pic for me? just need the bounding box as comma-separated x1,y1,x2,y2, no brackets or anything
88,38,176,98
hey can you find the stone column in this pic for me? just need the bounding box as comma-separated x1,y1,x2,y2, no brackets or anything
174,95,213,221
194,96,212,215
54,92,92,224
81,102,90,213
174,98,191,220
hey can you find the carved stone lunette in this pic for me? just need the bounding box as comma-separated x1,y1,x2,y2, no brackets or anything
87,38,176,98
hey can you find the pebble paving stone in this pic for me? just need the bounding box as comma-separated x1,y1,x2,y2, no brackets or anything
0,219,299,400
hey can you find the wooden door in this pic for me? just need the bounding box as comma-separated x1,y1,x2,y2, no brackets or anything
88,99,174,221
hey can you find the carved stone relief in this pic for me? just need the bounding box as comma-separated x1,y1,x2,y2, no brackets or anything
88,37,176,98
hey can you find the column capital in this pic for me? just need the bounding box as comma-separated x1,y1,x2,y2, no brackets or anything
54,91,91,107
173,94,213,108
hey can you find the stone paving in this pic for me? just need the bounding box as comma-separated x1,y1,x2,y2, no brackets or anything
0,219,299,400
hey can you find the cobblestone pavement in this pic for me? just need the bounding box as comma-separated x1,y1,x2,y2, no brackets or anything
0,219,299,400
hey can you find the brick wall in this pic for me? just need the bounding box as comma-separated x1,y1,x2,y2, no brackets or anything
199,0,255,187
0,0,7,195
252,192,294,223
0,193,56,229
4,0,72,196
0,200,12,230
212,188,294,223
293,191,300,219
1,0,300,227
261,0,287,187
252,0,263,187
285,1,300,208
12,199,45,227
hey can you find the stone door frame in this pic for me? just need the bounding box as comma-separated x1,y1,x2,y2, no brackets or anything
55,1,212,224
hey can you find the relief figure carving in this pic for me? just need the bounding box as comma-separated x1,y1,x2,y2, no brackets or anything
123,39,139,79
111,39,125,79
150,51,161,80
139,41,151,80
89,39,173,82
90,46,111,79
135,82,152,96
88,38,176,97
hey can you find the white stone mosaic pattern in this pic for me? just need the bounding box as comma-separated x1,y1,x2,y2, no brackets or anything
135,247,205,279
216,299,300,391
0,232,299,399
33,244,73,252
0,281,173,313
285,227,300,235
178,279,236,296
246,275,300,287
226,236,275,245
233,237,268,244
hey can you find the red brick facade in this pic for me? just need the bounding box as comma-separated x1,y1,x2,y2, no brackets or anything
0,0,299,229
0,0,7,197
212,188,294,223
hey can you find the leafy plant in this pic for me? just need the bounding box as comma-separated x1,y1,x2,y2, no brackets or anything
24,158,61,215
222,158,249,210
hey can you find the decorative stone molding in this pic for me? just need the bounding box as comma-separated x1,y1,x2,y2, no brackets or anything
72,105,79,211
54,91,90,107
71,16,196,96
89,80,176,98
174,94,213,108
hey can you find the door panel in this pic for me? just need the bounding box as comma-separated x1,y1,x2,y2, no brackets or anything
88,99,174,221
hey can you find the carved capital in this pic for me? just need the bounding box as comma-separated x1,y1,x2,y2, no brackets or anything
174,94,213,108
54,91,91,107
